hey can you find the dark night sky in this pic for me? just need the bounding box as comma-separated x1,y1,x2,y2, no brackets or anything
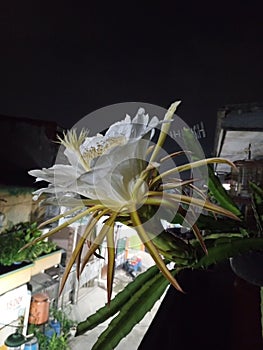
0,1,263,155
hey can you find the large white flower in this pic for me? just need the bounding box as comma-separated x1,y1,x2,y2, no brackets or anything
26,101,240,306
29,107,161,202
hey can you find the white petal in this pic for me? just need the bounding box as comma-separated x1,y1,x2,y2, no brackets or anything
29,164,82,186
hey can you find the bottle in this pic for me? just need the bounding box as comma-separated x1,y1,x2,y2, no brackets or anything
50,318,61,336
44,324,56,339
24,336,39,350
28,293,50,325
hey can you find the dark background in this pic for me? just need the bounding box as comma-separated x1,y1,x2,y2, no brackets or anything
139,262,263,350
0,1,263,156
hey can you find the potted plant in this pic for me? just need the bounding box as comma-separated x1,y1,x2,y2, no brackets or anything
0,221,62,294
27,306,76,350
0,221,57,269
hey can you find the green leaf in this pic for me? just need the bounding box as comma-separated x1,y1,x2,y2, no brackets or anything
76,264,162,336
249,182,263,233
193,237,263,268
91,269,172,350
195,213,244,232
208,165,242,217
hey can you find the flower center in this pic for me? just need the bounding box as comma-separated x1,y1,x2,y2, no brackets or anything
81,136,126,168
